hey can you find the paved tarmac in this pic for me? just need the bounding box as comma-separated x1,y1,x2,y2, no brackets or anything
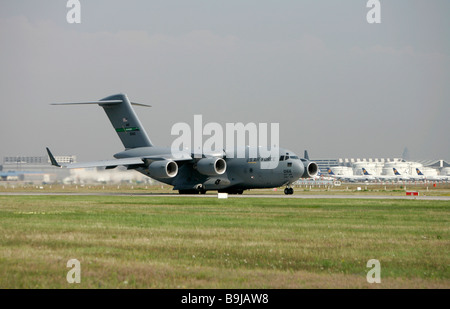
1,192,450,200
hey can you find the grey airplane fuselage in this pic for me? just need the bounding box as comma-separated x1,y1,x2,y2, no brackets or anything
49,94,317,194
114,146,304,192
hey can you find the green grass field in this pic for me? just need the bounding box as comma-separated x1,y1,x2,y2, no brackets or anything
0,194,449,288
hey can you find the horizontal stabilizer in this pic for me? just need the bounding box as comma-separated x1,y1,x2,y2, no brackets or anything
51,101,151,107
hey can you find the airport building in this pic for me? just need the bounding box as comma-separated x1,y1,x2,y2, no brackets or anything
0,155,76,182
313,157,450,178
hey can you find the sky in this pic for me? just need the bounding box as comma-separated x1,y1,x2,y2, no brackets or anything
0,0,449,162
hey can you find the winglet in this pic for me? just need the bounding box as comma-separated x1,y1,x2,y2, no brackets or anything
46,147,61,167
304,150,310,161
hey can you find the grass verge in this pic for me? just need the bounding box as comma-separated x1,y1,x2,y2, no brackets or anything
0,195,448,288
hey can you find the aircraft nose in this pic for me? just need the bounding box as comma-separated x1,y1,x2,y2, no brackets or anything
292,161,304,179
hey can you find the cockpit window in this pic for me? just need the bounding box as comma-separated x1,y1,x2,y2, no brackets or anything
280,155,300,161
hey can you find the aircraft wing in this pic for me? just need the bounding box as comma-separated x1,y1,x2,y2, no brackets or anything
46,147,193,169
142,153,193,162
46,147,145,169
65,157,145,169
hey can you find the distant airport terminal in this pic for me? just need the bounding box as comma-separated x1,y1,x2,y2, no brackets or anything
1,154,449,185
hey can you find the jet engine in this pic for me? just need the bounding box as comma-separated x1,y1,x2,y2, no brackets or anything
148,160,178,178
196,157,227,176
301,160,319,178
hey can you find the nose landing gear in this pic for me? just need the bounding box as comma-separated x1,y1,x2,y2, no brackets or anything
284,187,294,195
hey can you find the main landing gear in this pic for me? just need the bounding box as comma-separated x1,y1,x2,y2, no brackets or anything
284,187,294,195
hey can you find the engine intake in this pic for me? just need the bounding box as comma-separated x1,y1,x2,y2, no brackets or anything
196,157,227,176
301,161,319,178
148,160,178,179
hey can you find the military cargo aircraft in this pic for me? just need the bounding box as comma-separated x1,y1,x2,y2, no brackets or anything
47,94,318,195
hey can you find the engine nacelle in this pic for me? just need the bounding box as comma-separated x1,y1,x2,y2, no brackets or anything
301,161,319,178
196,157,227,176
148,160,178,179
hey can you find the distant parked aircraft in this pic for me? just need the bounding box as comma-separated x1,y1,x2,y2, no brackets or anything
326,167,374,182
392,168,412,181
416,168,450,182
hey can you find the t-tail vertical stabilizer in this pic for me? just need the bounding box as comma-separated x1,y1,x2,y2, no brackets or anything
52,93,153,149
100,94,152,149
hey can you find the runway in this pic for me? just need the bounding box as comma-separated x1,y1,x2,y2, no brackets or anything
2,192,450,201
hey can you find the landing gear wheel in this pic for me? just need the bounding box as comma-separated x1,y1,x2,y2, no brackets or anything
284,187,294,195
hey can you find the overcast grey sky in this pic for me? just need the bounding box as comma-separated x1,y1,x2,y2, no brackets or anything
0,0,449,162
